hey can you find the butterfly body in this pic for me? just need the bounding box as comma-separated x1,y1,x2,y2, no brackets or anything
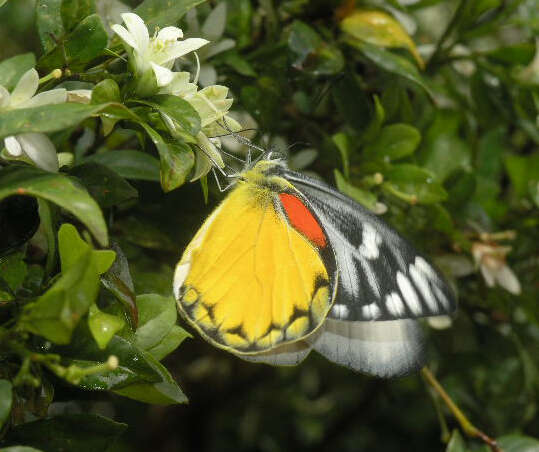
174,156,456,377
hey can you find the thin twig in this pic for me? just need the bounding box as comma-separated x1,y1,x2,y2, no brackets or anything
421,367,501,452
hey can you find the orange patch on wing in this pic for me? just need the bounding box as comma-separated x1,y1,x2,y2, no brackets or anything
279,193,327,248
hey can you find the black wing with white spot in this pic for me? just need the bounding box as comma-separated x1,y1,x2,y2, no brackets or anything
281,168,456,322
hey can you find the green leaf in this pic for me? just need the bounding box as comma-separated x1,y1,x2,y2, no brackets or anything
332,73,372,133
0,379,13,430
100,243,138,330
505,153,539,199
288,20,344,76
417,110,471,181
114,216,176,252
69,163,138,208
37,199,57,277
146,94,201,137
0,166,108,246
85,150,160,182
60,0,96,32
446,429,466,452
383,164,448,204
58,327,163,390
91,79,121,104
135,294,176,351
20,224,114,344
362,94,386,143
113,352,188,405
4,414,126,452
88,303,125,350
341,9,424,69
38,14,108,71
0,102,111,139
135,0,207,32
496,435,539,452
332,133,351,179
147,325,191,361
0,53,36,90
141,123,195,192
0,252,27,292
363,123,420,161
36,0,64,53
334,169,379,211
346,40,433,98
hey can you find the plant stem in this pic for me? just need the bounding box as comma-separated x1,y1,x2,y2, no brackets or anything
427,0,467,71
421,367,501,452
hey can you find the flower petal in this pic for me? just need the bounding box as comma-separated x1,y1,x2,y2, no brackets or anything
0,85,10,109
201,1,227,41
157,26,183,42
495,265,521,295
205,38,236,59
112,24,139,50
159,71,197,97
150,62,174,87
10,68,39,107
159,38,209,64
480,265,496,288
22,88,67,108
122,13,149,52
198,64,217,87
17,133,59,172
4,135,23,156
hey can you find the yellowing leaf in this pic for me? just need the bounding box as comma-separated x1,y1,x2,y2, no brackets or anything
340,10,424,69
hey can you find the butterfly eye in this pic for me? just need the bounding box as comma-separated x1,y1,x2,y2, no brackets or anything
266,151,286,161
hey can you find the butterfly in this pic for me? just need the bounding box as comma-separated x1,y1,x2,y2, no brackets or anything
173,152,456,377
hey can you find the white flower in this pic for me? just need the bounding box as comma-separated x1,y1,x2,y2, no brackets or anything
1,68,66,172
112,13,208,89
472,242,521,295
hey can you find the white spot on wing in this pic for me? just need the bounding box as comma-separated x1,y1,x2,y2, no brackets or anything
386,292,405,316
361,302,381,319
433,285,450,309
409,263,437,311
397,271,422,315
332,304,350,319
359,223,382,260
415,256,438,280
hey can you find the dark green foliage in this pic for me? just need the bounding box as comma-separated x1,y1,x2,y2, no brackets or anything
0,0,537,451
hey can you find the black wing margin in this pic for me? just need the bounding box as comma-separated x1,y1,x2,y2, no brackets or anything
281,168,457,322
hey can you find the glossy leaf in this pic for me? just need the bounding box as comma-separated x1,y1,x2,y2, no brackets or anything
88,303,125,350
0,53,36,90
446,429,466,452
346,40,433,98
0,102,111,139
363,123,420,161
134,294,177,351
145,95,201,138
0,166,108,246
496,435,539,452
383,164,448,204
38,14,108,71
147,325,191,361
20,224,114,344
91,79,121,104
70,163,138,208
101,242,138,329
60,0,96,32
341,10,424,69
85,150,160,182
36,0,63,53
141,123,195,192
4,414,126,452
113,351,188,405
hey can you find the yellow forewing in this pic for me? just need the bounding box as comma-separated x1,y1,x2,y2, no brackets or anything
173,181,334,354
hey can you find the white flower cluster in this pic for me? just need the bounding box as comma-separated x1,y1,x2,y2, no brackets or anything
112,12,241,180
